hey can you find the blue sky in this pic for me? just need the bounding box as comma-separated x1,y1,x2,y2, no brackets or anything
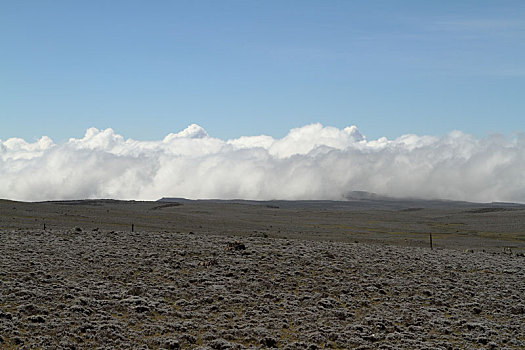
1,0,524,142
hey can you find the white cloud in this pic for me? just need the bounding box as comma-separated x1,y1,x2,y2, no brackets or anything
1,124,524,203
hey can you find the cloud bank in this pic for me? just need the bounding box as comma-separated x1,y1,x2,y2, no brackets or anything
1,123,524,203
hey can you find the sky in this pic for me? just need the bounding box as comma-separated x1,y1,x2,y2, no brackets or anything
2,0,524,141
1,1,525,202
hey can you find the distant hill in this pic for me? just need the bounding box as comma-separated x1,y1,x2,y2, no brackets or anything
158,193,525,211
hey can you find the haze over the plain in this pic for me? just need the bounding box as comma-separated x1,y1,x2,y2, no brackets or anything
1,123,524,203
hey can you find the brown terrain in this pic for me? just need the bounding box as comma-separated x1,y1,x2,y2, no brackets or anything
1,198,524,349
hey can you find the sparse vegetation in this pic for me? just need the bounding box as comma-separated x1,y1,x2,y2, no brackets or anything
0,200,524,348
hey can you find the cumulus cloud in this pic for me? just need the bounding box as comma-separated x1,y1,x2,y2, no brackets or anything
1,123,524,203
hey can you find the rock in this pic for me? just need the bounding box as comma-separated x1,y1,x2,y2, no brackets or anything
477,337,489,345
323,250,335,259
199,259,218,267
18,303,42,316
422,290,432,297
511,305,525,315
28,315,46,323
181,334,196,344
318,297,338,309
126,286,147,297
488,342,498,349
0,311,12,320
164,338,181,349
226,241,246,251
260,337,278,348
134,305,150,313
210,338,233,349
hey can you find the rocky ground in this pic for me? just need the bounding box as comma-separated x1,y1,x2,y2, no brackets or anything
1,227,524,349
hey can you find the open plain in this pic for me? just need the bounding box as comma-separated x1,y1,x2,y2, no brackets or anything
1,198,524,348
